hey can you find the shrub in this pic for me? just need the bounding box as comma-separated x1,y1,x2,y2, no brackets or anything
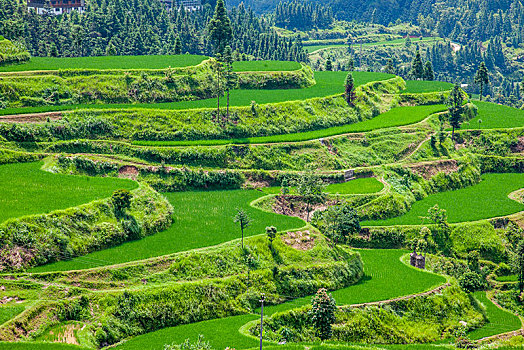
111,189,132,217
459,272,484,293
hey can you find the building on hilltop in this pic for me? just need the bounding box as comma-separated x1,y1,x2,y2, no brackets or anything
27,0,85,15
160,0,202,11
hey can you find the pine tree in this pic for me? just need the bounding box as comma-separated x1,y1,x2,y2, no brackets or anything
223,45,237,119
207,0,232,55
347,58,354,72
344,72,356,106
174,36,182,55
411,50,424,80
424,61,435,80
384,59,395,74
325,57,333,71
309,288,336,340
474,61,490,101
447,84,464,141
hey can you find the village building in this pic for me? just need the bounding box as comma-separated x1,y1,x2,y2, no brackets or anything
160,0,202,11
27,0,85,15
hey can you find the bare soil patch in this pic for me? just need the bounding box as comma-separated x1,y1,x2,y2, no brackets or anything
281,230,315,251
0,112,62,123
409,159,458,179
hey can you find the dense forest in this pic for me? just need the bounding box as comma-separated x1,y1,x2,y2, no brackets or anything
0,0,308,61
274,1,333,30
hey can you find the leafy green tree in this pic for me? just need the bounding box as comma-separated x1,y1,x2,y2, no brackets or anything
344,72,356,106
411,50,424,80
467,250,480,272
458,271,484,293
474,61,489,101
111,189,132,218
404,36,412,48
212,55,225,118
424,61,434,80
207,0,233,55
266,226,277,245
233,208,253,248
447,84,464,140
324,204,360,246
309,288,336,340
295,173,326,222
280,177,291,196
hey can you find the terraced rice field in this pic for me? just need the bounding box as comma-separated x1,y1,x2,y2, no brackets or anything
362,173,524,226
31,190,304,272
468,101,524,130
115,249,445,350
0,162,137,223
134,104,446,146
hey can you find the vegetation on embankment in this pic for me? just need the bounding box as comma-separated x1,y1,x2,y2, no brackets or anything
0,61,314,108
0,38,30,66
30,189,304,272
0,71,392,117
0,171,173,271
2,237,363,348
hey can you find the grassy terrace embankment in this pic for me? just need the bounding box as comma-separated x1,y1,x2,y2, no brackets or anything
0,162,136,223
133,104,446,146
115,249,446,350
30,189,304,272
304,37,443,53
0,71,394,116
363,173,524,226
261,177,385,195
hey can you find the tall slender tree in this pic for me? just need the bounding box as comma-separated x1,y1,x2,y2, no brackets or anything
474,62,490,101
222,45,237,119
344,72,356,106
447,84,464,141
424,61,435,80
411,50,424,80
207,0,232,55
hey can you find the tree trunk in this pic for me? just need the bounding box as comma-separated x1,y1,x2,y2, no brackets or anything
451,126,455,141
227,89,230,120
306,202,310,222
241,227,244,248
480,84,483,101
217,94,220,118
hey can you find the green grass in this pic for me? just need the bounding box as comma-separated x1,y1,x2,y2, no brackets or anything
467,101,524,130
0,71,392,117
232,61,301,71
403,80,453,93
0,306,25,325
115,249,445,350
362,173,524,226
0,55,208,72
496,275,518,282
0,162,137,223
468,291,521,340
261,178,384,195
30,190,304,272
305,37,442,53
133,104,446,146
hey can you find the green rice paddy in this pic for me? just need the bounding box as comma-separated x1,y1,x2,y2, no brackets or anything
0,71,393,117
115,249,445,350
362,173,524,226
232,60,301,71
0,306,25,325
30,190,304,272
0,162,137,223
403,80,454,93
468,101,524,130
468,291,521,340
133,104,446,146
261,177,384,195
0,55,208,72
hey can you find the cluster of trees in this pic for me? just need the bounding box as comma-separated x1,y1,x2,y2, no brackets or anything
0,0,307,62
274,0,333,30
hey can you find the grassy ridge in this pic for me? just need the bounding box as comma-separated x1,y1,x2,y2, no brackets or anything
0,162,137,223
0,71,392,117
403,80,454,93
468,291,521,340
363,173,524,226
133,104,446,146
232,60,301,71
31,190,304,272
0,55,208,72
468,101,524,130
115,249,445,350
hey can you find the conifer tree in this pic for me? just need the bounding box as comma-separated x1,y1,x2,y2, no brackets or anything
411,50,424,80
207,0,232,55
325,57,333,71
447,84,464,141
424,61,435,80
474,62,490,101
344,72,356,106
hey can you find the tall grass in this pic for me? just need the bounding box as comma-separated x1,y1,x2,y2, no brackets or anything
0,162,136,223
363,173,524,226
